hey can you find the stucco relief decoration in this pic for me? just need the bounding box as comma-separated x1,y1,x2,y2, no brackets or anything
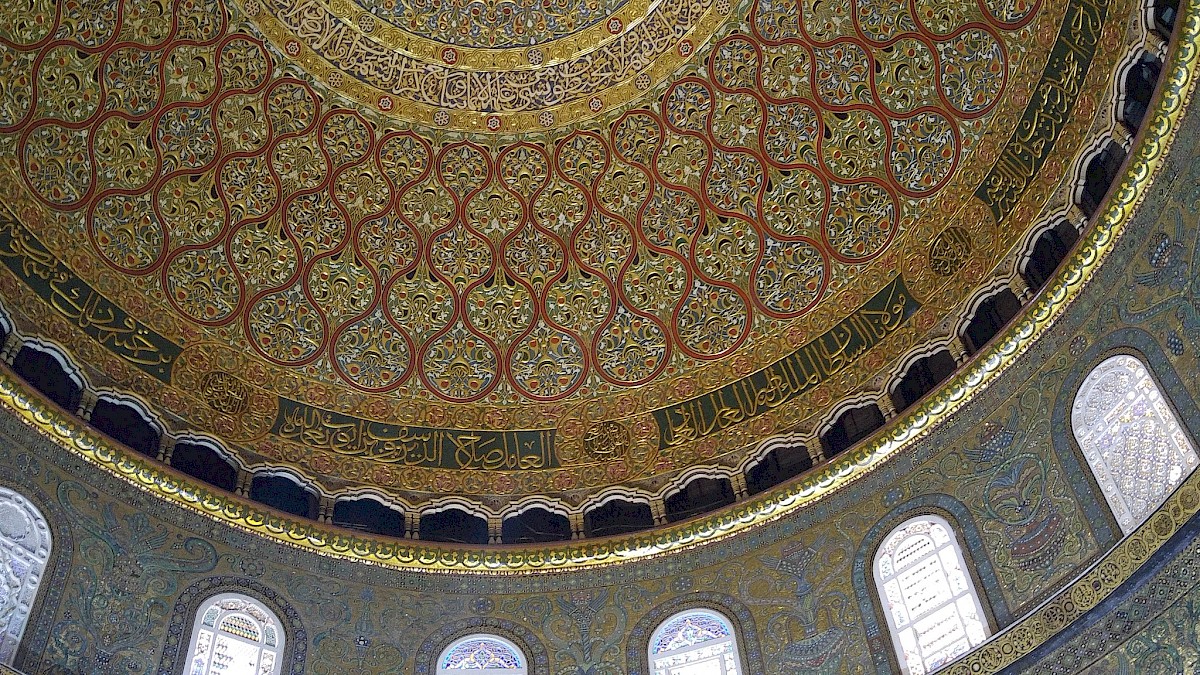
0,0,1190,666
0,0,1130,508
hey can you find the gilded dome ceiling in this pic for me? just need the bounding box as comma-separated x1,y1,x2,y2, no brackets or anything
0,0,1137,516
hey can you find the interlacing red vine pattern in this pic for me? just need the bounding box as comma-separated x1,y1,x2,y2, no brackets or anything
2,0,1033,404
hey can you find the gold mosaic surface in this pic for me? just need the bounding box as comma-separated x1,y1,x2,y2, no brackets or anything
0,0,1154,507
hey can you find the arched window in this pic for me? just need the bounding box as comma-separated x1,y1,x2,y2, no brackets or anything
0,488,51,665
1071,354,1200,534
647,609,744,675
874,515,990,675
184,593,284,675
436,634,527,674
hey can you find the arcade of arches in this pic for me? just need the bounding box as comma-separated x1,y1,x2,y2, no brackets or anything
0,0,1198,671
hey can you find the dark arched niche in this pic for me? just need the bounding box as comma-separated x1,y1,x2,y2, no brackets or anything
501,507,571,544
11,345,82,415
332,496,406,538
664,477,735,523
249,474,319,520
584,499,654,538
169,441,238,493
962,289,1022,355
89,397,161,458
821,403,886,458
745,442,812,495
419,507,489,545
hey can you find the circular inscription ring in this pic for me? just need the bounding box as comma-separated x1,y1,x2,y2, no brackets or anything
238,0,732,131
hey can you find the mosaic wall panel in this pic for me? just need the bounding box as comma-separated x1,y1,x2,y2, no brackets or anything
1030,526,1200,672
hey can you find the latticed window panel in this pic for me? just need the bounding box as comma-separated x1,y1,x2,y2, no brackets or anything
437,635,527,674
1072,354,1200,534
0,488,51,666
185,593,284,675
874,516,990,675
649,610,743,675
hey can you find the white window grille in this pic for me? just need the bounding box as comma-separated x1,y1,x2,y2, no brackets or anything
874,515,990,674
0,487,50,665
1072,354,1200,534
648,609,744,675
184,592,284,675
436,634,528,674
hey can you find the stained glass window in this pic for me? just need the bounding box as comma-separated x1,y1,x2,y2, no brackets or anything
436,635,527,674
184,593,284,675
874,515,990,675
0,488,51,665
648,610,743,675
1072,354,1200,534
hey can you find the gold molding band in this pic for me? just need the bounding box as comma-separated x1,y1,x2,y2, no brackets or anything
0,2,1196,575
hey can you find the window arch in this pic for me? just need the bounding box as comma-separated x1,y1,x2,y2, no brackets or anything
647,609,744,675
873,514,990,674
1071,354,1200,534
184,592,285,675
0,487,51,665
436,634,527,674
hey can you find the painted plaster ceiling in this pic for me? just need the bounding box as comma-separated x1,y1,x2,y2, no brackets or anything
0,0,1131,512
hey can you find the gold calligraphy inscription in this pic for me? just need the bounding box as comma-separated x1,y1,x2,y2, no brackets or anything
928,226,974,276
977,0,1110,222
269,0,708,112
273,401,557,470
0,211,179,381
655,276,919,449
244,0,727,130
351,0,634,49
582,420,630,460
199,371,252,415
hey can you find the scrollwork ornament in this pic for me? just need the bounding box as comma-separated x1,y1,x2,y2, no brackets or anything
0,0,1177,517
